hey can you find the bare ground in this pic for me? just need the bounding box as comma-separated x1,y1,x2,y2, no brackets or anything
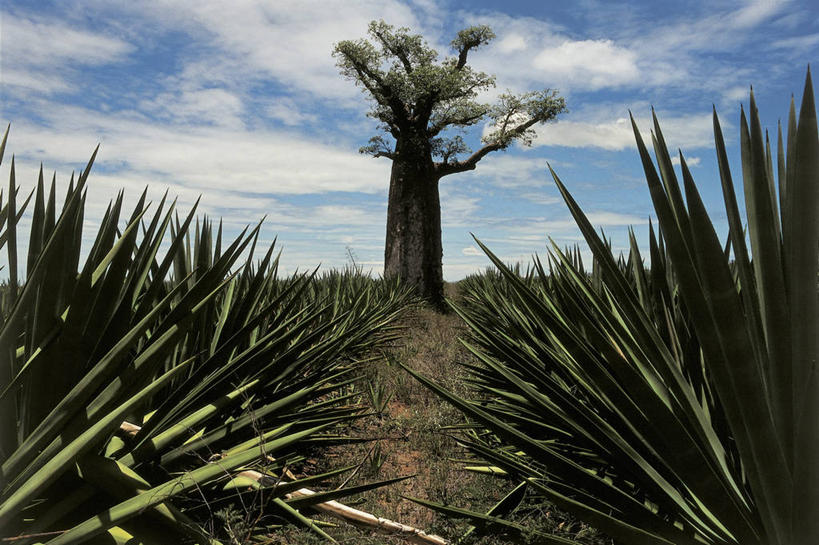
263,287,611,544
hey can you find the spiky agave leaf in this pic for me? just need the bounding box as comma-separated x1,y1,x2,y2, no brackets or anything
406,73,817,545
0,133,415,544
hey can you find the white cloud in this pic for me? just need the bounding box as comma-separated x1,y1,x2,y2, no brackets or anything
462,0,795,100
671,155,701,167
313,205,380,226
533,112,716,151
511,211,645,234
266,99,319,126
441,192,481,227
461,13,645,94
467,210,647,257
0,69,71,95
140,88,245,128
626,1,789,56
733,0,787,29
532,40,640,89
443,262,483,279
0,12,133,67
2,153,390,279
519,192,561,206
10,105,391,197
463,211,646,253
772,33,819,50
0,11,134,96
534,118,634,151
723,86,751,103
585,211,646,226
457,154,557,188
1,103,392,281
461,246,482,256
496,33,527,53
93,0,431,105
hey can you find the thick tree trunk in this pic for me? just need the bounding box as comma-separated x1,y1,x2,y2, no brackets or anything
384,143,444,308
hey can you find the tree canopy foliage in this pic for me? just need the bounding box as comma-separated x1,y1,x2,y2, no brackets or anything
333,21,567,178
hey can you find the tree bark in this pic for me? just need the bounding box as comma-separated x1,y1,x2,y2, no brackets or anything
384,140,444,308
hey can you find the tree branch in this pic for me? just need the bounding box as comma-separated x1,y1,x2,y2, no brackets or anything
455,48,470,70
428,108,487,137
514,115,542,136
434,115,544,178
434,142,502,177
334,42,410,127
452,25,495,70
360,135,397,159
339,53,384,96
371,28,414,75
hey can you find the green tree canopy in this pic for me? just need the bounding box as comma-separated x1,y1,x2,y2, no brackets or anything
333,20,567,178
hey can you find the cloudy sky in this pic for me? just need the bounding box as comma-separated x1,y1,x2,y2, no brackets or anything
1,0,817,279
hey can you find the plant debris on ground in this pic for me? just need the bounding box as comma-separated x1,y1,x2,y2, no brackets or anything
268,288,611,545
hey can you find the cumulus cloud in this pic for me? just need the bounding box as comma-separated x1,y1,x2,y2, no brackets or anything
532,40,640,89
460,13,645,94
458,155,554,188
82,0,432,106
534,118,635,151
9,104,390,197
723,86,751,103
461,0,797,100
496,33,527,53
533,112,716,151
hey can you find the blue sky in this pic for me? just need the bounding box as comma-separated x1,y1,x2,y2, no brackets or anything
1,0,817,279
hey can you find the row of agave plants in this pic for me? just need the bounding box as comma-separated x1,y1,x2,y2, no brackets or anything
404,74,817,544
0,130,415,544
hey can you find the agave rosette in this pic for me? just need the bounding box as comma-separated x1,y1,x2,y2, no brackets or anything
0,131,413,544
404,74,818,545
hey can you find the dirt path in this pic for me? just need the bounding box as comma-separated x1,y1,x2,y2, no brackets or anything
268,296,610,545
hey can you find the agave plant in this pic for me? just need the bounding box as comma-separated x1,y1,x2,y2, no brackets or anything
403,73,818,545
0,129,414,544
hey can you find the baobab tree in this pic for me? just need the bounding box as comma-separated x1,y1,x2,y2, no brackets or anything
334,21,566,307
